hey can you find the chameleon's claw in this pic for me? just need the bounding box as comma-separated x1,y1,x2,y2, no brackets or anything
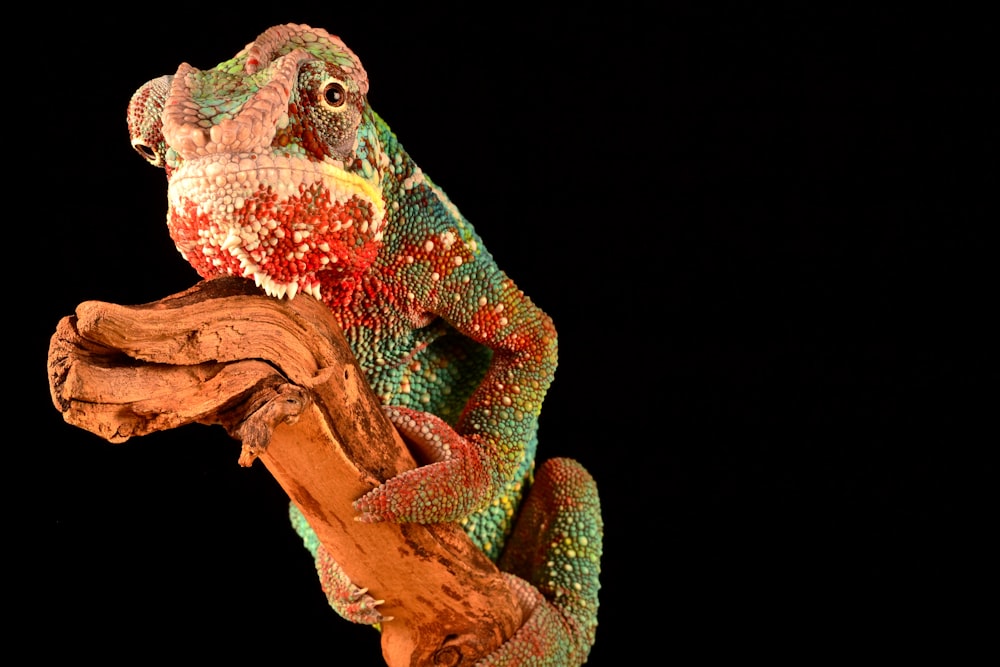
355,588,387,608
316,545,391,625
352,488,384,522
338,585,389,625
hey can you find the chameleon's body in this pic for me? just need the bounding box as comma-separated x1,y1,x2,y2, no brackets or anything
127,24,602,665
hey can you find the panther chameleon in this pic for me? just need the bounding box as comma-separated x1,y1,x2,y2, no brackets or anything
126,23,603,665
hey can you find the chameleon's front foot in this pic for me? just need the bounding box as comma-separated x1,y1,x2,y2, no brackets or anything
353,406,496,524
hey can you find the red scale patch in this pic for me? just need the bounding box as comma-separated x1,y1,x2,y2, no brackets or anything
168,181,382,296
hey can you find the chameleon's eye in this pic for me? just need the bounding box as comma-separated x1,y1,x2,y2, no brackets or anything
320,80,347,110
296,66,363,160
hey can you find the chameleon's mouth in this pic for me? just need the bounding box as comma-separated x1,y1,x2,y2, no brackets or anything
166,152,376,201
214,233,318,299
166,154,386,299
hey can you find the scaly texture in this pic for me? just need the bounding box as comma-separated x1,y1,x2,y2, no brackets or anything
127,24,602,665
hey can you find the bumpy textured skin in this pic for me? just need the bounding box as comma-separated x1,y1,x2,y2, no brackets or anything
127,24,602,665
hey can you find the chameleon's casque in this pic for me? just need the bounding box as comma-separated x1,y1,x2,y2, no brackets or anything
128,23,603,665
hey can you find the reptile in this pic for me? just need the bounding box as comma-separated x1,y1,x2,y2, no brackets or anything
126,23,603,665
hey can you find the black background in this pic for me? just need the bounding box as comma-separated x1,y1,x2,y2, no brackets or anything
21,4,986,663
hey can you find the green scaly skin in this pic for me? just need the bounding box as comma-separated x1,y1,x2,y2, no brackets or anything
127,23,602,665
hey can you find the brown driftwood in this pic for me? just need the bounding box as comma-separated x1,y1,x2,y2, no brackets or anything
47,276,526,666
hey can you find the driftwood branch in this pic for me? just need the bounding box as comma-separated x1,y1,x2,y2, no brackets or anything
47,276,526,666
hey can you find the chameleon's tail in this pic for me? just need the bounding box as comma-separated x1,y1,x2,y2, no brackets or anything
490,457,604,664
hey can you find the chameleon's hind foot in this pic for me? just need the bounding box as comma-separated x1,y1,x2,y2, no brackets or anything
316,544,393,625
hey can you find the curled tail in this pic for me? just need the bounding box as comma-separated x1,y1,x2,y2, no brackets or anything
482,458,604,665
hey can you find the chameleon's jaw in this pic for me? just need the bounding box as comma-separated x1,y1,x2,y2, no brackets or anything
166,154,386,300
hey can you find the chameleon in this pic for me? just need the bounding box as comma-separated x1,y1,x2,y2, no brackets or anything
126,23,602,665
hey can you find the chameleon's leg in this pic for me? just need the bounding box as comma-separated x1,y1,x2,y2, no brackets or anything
482,458,604,666
353,406,496,523
289,504,390,625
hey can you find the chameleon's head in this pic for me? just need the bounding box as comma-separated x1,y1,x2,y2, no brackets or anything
127,24,386,300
